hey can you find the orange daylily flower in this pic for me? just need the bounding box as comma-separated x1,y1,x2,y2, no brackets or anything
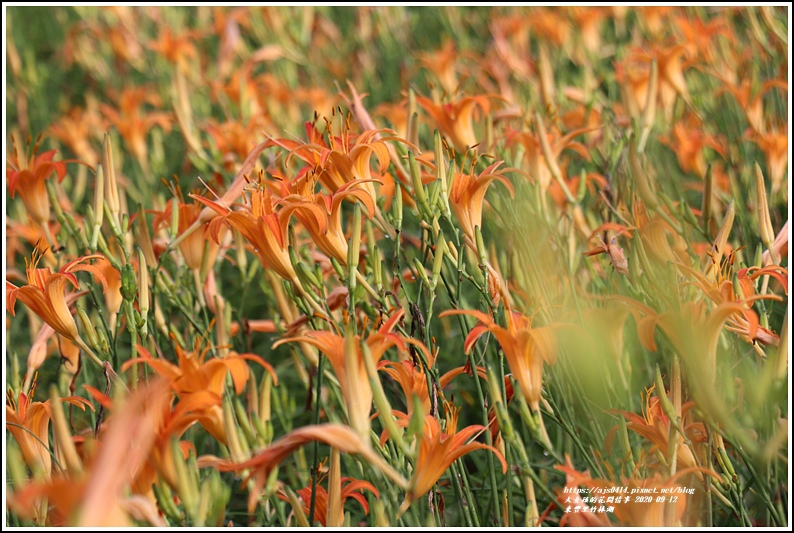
122,342,276,446
419,40,459,96
660,116,725,178
278,476,378,527
100,87,172,170
568,7,609,56
274,310,412,439
398,403,507,511
637,6,676,37
378,350,468,418
610,385,707,475
204,116,270,169
49,105,102,165
192,186,307,284
674,14,730,64
11,380,169,527
6,138,73,228
272,121,397,206
507,124,593,197
207,423,408,514
449,161,515,244
715,77,787,134
6,389,93,479
440,309,558,412
7,249,107,359
747,127,788,197
417,95,493,153
620,45,693,121
528,7,570,47
147,27,199,72
279,180,375,265
153,198,226,273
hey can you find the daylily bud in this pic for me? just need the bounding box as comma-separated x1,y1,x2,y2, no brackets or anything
407,394,425,439
137,248,149,337
475,225,488,266
103,133,120,229
754,162,777,263
154,479,183,523
345,330,371,441
76,306,100,350
372,245,383,292
577,168,588,202
430,238,447,290
170,198,180,241
447,240,459,263
45,179,65,221
222,395,245,463
409,151,430,218
199,240,212,285
412,257,431,286
538,40,555,111
50,386,83,476
637,58,658,154
393,182,403,231
629,140,660,210
171,437,198,519
327,448,342,527
348,203,362,293
90,164,104,250
710,201,735,278
702,164,713,236
434,130,452,217
331,257,346,280
120,263,137,301
94,325,110,355
233,396,256,448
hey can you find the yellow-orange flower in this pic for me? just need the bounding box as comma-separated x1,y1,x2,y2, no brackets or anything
193,187,314,284
611,385,706,474
100,87,172,169
449,162,515,244
660,116,724,178
153,198,226,272
399,403,506,510
274,311,410,439
123,342,275,446
440,309,558,411
7,250,107,344
7,141,71,227
747,127,788,197
417,95,493,153
278,477,378,527
280,180,375,265
6,389,94,479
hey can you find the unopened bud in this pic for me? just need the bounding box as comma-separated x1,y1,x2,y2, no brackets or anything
120,263,137,301
137,248,150,336
754,162,777,263
90,164,105,250
409,151,430,218
76,306,99,350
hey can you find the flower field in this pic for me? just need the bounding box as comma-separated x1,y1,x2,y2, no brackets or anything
4,6,790,528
